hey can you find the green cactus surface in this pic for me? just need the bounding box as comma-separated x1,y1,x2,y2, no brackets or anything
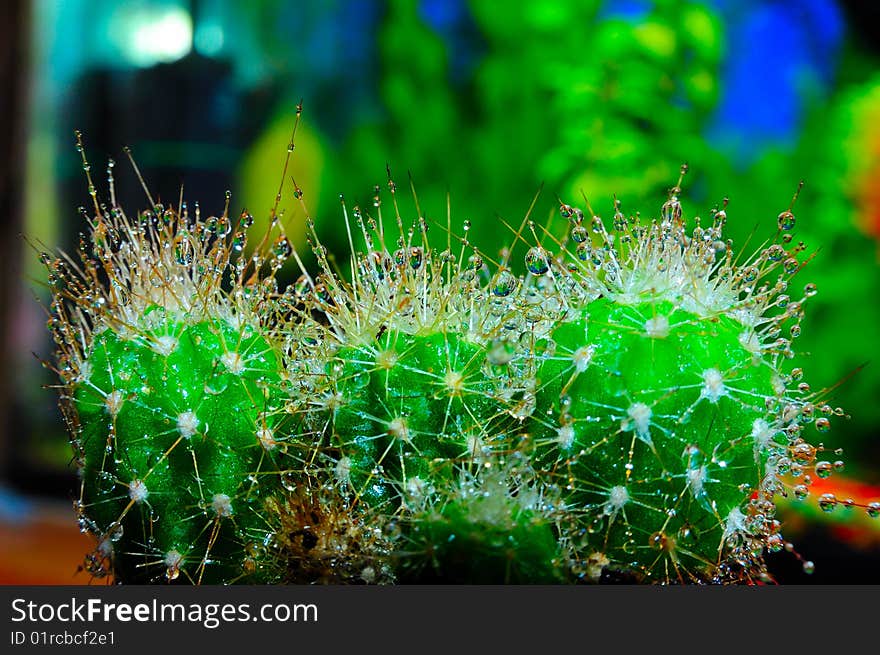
532,298,782,580
43,129,879,585
72,319,287,583
328,330,513,506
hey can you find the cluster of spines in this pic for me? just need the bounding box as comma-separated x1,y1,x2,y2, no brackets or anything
42,123,880,585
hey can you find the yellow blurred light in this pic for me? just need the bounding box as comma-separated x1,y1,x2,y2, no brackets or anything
633,22,676,60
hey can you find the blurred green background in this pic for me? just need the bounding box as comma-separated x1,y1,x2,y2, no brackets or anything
2,0,879,583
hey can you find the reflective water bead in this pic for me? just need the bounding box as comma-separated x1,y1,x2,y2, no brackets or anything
492,270,517,297
767,244,785,262
525,247,549,275
571,225,589,243
576,242,592,261
817,493,837,512
814,461,833,479
777,211,796,231
272,236,292,263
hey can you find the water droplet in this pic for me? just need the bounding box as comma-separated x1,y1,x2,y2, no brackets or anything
576,242,592,261
815,417,831,433
106,521,124,542
165,560,182,581
676,523,696,544
803,283,817,297
648,532,666,550
175,242,193,265
777,211,796,231
571,225,589,243
767,534,785,553
814,461,833,479
492,270,517,297
791,442,816,463
866,502,880,519
818,493,837,512
793,484,809,501
272,236,292,263
281,471,298,492
802,560,815,574
525,247,549,275
767,244,785,262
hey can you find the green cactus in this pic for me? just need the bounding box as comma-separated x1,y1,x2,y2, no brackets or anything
48,134,305,583
525,188,820,581
328,330,503,507
44,128,877,586
72,319,290,583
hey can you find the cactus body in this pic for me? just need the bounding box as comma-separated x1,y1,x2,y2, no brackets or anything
73,319,286,583
329,329,504,506
44,131,876,585
533,298,780,580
